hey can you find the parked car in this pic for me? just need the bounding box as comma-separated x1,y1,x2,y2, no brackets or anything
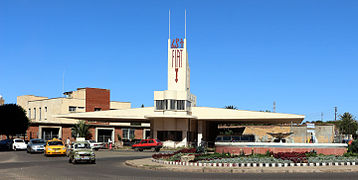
86,140,103,151
132,139,162,152
68,141,96,164
12,139,27,151
44,138,66,156
27,139,46,153
0,139,12,150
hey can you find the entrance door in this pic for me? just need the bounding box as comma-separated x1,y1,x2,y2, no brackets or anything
97,129,113,143
42,128,60,140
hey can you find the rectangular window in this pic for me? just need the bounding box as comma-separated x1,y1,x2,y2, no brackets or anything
177,100,185,110
122,128,135,139
39,107,41,120
155,100,165,110
78,107,84,109
28,108,31,118
94,108,101,111
44,107,47,120
69,106,76,112
170,100,176,110
186,101,192,110
34,108,36,120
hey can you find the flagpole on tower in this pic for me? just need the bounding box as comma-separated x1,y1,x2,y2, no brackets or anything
169,9,171,39
185,9,186,39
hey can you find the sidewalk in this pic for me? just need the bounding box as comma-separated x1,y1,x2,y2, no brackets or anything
125,158,358,173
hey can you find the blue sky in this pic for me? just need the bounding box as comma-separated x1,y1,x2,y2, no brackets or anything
0,0,357,122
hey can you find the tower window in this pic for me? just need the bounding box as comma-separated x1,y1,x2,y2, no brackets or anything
155,100,165,110
177,100,185,110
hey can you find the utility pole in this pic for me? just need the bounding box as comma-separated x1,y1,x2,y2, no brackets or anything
273,101,276,113
334,107,337,121
321,112,323,121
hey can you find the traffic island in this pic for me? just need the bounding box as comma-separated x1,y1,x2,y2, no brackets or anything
125,158,358,173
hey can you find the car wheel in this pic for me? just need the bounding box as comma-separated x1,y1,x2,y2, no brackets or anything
72,158,76,164
155,148,160,152
13,147,16,151
91,160,96,164
138,148,143,152
68,158,72,163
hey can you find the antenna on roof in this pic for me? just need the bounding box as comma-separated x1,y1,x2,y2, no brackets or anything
185,9,186,39
169,9,171,39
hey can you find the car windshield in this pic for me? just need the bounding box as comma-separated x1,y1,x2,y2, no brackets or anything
88,140,96,143
32,140,45,144
48,141,63,146
75,143,90,149
15,140,24,143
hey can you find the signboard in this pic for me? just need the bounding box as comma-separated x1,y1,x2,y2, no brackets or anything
170,38,184,83
306,123,315,129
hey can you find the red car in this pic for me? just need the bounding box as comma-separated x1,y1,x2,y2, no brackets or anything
132,139,162,152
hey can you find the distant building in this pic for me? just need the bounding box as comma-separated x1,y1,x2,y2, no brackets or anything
15,88,149,142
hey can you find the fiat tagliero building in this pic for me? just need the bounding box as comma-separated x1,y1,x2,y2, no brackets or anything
59,32,305,148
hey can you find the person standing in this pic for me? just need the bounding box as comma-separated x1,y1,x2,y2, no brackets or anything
66,137,71,148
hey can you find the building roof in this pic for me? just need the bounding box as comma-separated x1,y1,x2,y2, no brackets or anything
56,107,304,124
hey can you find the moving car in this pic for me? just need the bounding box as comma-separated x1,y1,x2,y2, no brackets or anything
86,140,103,151
68,141,96,164
12,139,27,151
27,139,46,153
44,138,66,156
132,139,162,152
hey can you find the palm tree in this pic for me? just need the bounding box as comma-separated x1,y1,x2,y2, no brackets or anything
72,120,91,139
225,105,237,110
338,112,358,135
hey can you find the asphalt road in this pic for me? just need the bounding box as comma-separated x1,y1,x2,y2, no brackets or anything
0,150,357,180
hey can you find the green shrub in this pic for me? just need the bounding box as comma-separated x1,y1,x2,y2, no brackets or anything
348,140,358,153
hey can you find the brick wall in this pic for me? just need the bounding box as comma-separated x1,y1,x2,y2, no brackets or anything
27,126,39,140
85,88,110,112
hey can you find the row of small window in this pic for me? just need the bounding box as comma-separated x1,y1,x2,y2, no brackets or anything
28,107,47,120
155,100,191,111
69,106,84,112
69,106,101,112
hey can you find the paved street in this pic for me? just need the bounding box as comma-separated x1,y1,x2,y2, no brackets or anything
0,150,358,180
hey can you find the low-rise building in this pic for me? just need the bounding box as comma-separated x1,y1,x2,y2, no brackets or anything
16,88,150,142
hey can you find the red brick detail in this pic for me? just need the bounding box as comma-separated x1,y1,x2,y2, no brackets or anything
61,127,73,141
85,88,110,112
26,126,39,140
135,129,143,139
215,146,347,156
115,128,123,142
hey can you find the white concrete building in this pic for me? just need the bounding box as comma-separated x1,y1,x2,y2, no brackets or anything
59,35,305,147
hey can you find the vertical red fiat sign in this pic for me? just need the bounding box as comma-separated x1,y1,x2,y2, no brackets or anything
171,38,184,83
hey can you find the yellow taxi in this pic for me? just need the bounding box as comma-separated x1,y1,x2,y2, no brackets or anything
44,138,66,156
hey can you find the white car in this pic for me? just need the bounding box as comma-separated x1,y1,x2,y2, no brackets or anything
12,139,27,151
86,140,103,151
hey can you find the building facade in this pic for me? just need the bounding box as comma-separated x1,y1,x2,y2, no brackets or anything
17,88,150,142
59,36,305,148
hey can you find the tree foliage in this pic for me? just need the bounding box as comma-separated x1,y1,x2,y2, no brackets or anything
71,120,91,139
225,105,237,110
0,104,30,138
338,112,358,135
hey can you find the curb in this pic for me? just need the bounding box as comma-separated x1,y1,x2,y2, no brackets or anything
152,158,358,167
124,158,358,173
